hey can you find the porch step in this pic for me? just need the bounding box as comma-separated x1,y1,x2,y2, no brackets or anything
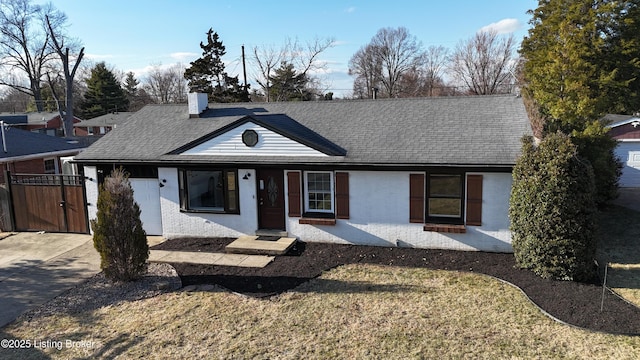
255,229,288,237
225,235,297,256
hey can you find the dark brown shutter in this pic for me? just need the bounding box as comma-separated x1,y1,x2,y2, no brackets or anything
409,173,425,223
335,172,350,219
466,175,483,226
287,171,302,217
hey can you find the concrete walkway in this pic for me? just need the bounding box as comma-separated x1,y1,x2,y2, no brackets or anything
0,233,275,328
614,188,640,212
149,250,274,267
0,232,99,328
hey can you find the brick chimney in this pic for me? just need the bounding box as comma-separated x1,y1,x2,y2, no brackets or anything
188,93,209,118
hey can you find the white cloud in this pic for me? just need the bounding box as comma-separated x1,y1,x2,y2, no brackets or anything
85,53,116,60
345,6,356,13
479,18,522,34
170,52,198,61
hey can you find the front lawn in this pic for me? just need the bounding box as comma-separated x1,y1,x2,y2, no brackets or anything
1,205,639,359
2,264,640,359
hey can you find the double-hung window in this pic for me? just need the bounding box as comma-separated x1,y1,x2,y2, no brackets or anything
178,169,239,213
427,173,463,224
304,171,334,214
44,158,57,174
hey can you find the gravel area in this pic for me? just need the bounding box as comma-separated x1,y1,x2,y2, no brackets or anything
16,263,181,322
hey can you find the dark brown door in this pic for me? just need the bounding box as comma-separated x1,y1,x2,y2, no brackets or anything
257,169,286,230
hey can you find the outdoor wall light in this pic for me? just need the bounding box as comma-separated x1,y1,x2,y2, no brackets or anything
159,179,167,187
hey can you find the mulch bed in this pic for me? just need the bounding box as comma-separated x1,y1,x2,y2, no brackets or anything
152,237,640,336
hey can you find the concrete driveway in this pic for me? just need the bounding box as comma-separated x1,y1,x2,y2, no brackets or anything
614,188,640,212
0,232,100,328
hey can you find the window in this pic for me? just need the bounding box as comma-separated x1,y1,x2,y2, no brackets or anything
304,171,334,213
44,158,57,174
427,173,463,223
179,169,239,213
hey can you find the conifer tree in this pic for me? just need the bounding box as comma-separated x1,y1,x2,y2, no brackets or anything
268,62,312,101
91,168,148,282
519,0,632,204
81,62,129,118
184,28,249,102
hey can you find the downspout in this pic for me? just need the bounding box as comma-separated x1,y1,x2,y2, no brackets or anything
1,121,7,153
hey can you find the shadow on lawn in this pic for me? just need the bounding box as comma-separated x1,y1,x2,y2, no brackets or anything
181,274,414,296
597,205,640,290
0,329,50,359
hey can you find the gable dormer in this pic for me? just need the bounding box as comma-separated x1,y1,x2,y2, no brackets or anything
172,115,346,157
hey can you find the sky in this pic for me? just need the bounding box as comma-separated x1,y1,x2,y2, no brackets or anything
37,0,539,98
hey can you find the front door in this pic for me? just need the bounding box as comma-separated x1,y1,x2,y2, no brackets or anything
257,169,286,230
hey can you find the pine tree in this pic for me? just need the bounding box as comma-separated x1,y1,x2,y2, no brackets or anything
123,71,139,98
91,168,148,282
521,0,640,130
123,71,149,111
519,0,630,205
268,62,312,101
184,28,249,102
81,62,129,119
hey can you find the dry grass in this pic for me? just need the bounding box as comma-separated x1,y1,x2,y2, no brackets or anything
2,264,640,359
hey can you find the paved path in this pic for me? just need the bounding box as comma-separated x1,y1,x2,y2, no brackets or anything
614,188,640,212
0,232,99,328
150,250,274,267
0,233,275,328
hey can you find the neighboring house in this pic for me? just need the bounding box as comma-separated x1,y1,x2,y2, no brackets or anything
74,112,133,136
606,114,640,188
75,94,532,252
0,112,83,136
0,128,86,184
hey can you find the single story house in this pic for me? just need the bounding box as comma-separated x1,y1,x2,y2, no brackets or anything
74,112,133,136
0,112,83,136
75,94,532,252
0,128,86,184
606,114,640,188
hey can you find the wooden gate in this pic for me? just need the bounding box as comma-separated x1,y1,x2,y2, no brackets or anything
8,173,89,233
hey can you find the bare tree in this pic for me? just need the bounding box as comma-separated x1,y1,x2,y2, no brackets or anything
449,31,516,95
0,86,31,111
143,63,188,104
0,0,61,111
251,36,334,101
423,45,450,96
45,12,84,137
348,44,382,99
371,27,425,98
252,44,284,102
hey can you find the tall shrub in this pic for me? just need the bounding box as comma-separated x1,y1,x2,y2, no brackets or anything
509,133,598,282
91,168,148,281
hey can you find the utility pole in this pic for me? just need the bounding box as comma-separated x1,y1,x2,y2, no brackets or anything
241,45,248,93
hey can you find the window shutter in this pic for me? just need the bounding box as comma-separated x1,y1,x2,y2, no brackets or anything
466,175,483,226
409,173,425,223
335,172,350,219
287,171,302,217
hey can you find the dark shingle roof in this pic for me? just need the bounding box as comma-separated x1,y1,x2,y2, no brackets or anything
0,128,85,161
75,95,532,167
74,112,133,127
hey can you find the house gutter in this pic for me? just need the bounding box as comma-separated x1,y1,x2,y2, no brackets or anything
0,149,83,164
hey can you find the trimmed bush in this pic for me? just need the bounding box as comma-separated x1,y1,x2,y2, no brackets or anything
509,133,598,282
91,168,148,282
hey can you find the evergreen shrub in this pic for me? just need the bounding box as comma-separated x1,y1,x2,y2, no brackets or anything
91,168,148,282
510,133,598,282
